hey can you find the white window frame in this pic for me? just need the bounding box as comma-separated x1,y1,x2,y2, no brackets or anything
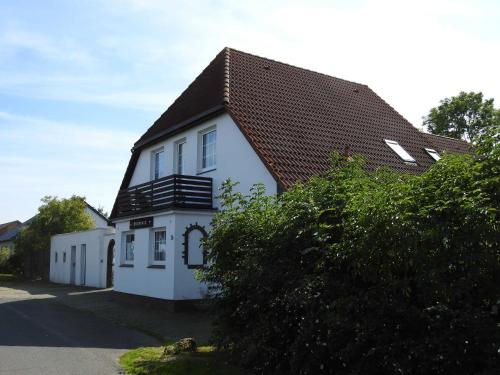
150,227,167,265
174,138,187,175
384,139,416,163
151,147,166,180
122,231,135,264
198,126,216,173
424,148,441,161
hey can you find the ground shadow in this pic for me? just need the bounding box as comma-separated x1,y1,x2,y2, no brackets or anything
0,280,211,349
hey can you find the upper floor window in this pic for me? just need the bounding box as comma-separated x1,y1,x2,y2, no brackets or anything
151,228,166,263
384,140,416,163
425,148,441,161
175,139,186,175
152,148,166,180
201,128,216,171
124,233,135,262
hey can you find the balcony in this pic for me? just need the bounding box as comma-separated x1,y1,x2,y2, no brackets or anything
113,174,213,219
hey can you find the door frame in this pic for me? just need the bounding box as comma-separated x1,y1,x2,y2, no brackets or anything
106,239,115,288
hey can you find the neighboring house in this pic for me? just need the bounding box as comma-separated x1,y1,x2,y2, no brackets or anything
84,203,109,228
0,220,23,256
46,202,113,285
108,47,469,302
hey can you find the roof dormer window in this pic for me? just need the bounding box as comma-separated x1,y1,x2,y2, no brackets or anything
424,148,441,161
384,140,416,163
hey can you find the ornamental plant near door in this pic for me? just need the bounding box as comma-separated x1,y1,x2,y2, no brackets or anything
202,128,500,375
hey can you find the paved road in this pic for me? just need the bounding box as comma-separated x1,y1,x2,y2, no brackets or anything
0,284,159,375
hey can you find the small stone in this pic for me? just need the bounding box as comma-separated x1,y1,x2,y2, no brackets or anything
176,337,197,352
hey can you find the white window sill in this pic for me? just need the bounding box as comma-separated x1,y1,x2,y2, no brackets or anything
147,264,166,269
197,168,216,175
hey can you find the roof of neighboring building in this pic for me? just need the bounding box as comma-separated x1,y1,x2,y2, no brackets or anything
85,202,109,223
121,47,471,191
0,220,23,242
420,133,471,154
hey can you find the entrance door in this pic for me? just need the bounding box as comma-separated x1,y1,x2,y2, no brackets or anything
80,244,86,285
106,239,115,288
70,246,76,284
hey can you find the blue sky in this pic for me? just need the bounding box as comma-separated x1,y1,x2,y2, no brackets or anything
0,0,499,222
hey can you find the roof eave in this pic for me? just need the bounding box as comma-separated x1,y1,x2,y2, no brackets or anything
133,105,226,150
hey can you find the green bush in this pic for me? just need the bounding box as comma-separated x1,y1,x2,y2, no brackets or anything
202,130,500,375
0,247,10,270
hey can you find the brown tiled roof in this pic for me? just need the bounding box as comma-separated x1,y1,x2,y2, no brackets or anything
421,133,471,154
121,47,470,191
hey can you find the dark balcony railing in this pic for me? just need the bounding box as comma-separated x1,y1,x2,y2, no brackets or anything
114,174,213,218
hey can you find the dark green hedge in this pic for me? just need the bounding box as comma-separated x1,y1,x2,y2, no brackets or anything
202,129,500,375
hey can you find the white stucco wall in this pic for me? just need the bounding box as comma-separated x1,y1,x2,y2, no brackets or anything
112,210,214,300
172,211,212,300
128,112,278,204
113,213,176,299
49,228,115,288
112,112,278,301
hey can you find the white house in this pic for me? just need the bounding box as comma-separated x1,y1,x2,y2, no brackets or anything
108,47,469,302
49,203,114,288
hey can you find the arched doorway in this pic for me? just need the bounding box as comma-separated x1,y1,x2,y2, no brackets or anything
106,239,115,288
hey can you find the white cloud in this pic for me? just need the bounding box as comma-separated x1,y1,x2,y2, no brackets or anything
0,111,138,151
0,0,499,221
0,111,137,221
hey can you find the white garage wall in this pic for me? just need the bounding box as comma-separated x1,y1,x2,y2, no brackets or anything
50,228,115,288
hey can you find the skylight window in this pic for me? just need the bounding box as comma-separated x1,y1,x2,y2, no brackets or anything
424,148,441,161
384,140,416,163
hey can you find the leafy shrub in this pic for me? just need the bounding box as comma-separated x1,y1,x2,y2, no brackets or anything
0,247,10,271
202,131,500,375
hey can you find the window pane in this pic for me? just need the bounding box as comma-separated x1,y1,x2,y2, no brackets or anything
385,140,416,163
202,130,216,169
126,234,134,261
154,150,165,179
154,230,166,261
425,148,441,161
177,143,184,174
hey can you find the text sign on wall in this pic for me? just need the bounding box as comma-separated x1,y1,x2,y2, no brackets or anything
130,217,154,229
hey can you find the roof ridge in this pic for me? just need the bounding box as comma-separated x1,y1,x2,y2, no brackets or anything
422,132,468,143
226,47,368,88
223,47,230,104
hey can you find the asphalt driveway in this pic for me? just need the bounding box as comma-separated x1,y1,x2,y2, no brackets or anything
0,282,159,375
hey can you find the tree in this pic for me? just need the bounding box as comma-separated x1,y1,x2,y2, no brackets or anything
15,196,95,278
423,91,500,141
96,205,109,219
202,132,500,375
